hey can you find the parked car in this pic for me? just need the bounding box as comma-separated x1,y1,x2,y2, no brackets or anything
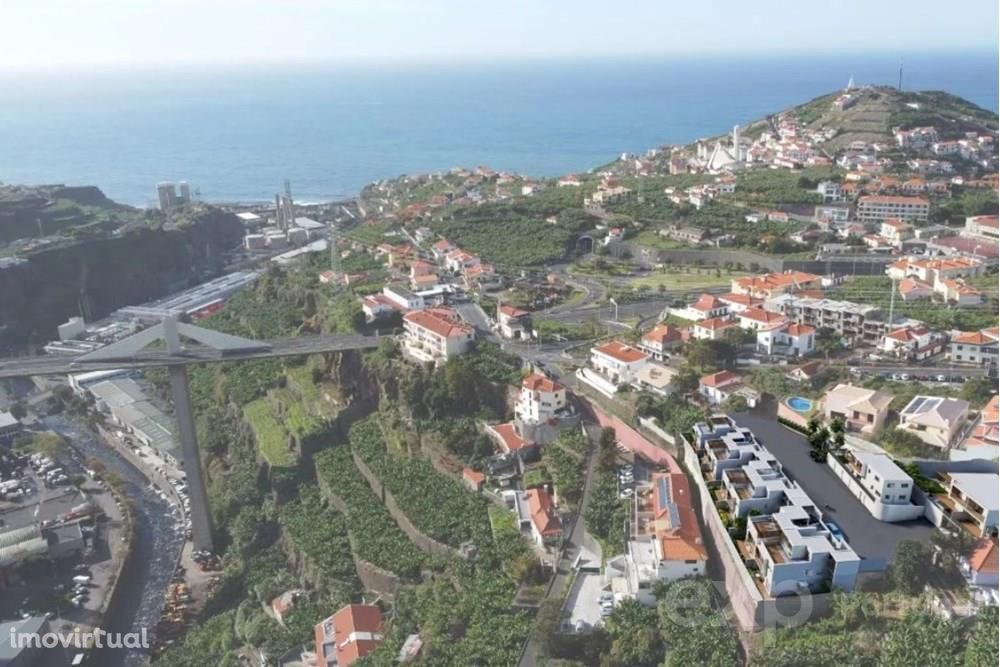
826,521,846,542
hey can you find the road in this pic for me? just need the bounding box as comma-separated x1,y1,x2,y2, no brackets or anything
42,413,185,667
518,398,603,667
0,333,382,379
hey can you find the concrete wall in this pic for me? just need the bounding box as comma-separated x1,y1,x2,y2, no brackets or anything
827,454,925,523
638,417,677,446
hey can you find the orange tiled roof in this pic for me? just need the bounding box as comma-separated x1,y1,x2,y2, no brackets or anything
526,488,561,536
700,370,740,387
319,604,384,667
695,317,737,331
404,308,473,338
594,340,648,363
522,372,562,393
740,307,787,325
969,538,999,574
643,324,683,346
498,304,530,318
785,323,815,336
492,422,527,452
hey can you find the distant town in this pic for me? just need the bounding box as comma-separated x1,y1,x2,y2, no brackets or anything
1,81,998,667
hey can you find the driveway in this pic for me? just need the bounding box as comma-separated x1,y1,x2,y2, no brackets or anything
564,571,605,632
731,413,935,564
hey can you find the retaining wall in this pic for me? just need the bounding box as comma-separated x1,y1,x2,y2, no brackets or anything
350,449,464,560
314,479,404,594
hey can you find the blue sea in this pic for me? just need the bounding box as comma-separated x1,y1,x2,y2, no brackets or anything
0,51,996,207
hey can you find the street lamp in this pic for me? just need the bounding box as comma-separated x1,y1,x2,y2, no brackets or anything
609,297,619,322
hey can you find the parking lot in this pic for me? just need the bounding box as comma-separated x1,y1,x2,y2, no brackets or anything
733,413,935,564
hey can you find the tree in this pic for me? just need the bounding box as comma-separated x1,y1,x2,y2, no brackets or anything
669,366,700,396
881,609,963,667
601,598,663,667
722,394,748,414
829,416,846,450
964,605,999,667
960,376,996,407
892,540,932,595
815,327,840,360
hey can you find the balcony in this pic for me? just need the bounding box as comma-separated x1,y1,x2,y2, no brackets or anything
766,542,788,564
752,517,782,538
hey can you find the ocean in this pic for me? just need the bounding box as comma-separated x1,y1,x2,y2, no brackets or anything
0,51,996,207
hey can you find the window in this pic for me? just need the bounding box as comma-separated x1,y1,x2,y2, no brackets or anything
886,482,894,487
685,559,697,564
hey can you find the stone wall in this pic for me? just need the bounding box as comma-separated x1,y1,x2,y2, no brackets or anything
314,480,404,594
350,449,464,560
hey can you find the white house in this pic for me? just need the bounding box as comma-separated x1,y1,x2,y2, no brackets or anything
382,284,424,311
698,370,759,407
737,307,788,332
496,304,532,340
639,324,684,360
690,317,738,341
515,373,567,425
674,294,729,321
525,488,562,547
401,307,474,365
879,324,944,360
589,340,649,385
827,450,925,522
756,323,815,357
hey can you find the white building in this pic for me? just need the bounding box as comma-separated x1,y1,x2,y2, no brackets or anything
401,307,474,365
515,373,568,425
756,323,816,357
816,181,845,203
57,317,86,342
589,341,649,386
827,450,924,522
698,371,759,407
855,195,930,224
948,329,999,367
496,304,532,340
382,284,425,311
964,214,999,241
691,417,861,596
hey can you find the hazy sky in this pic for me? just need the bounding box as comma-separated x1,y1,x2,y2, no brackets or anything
5,0,998,68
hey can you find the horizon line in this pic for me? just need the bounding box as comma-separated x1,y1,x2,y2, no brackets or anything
1,46,997,73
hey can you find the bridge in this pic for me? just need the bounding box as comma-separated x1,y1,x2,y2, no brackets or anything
0,320,382,552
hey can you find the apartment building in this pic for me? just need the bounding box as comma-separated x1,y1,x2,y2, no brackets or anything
948,328,999,367
827,450,924,522
898,396,970,449
928,472,999,538
855,195,930,224
692,417,861,596
401,307,474,365
764,294,884,345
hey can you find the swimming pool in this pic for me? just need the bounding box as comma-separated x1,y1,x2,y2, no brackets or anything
785,396,813,413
